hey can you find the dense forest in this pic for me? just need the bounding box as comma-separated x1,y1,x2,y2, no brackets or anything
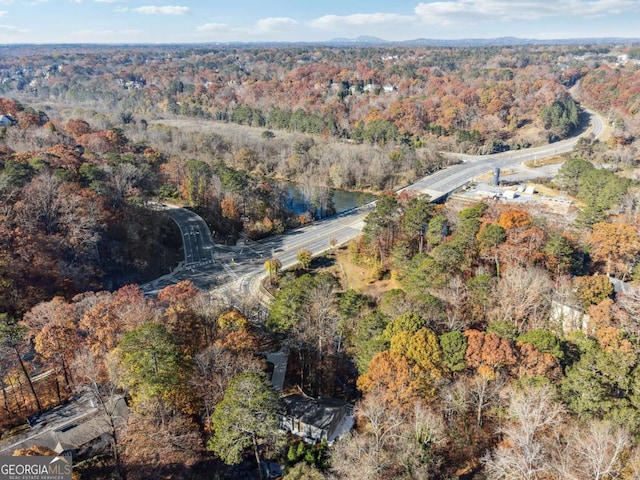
1,41,640,479
0,43,598,150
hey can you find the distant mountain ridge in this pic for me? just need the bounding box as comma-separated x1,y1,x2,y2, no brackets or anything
325,35,640,47
0,36,638,51
327,35,388,44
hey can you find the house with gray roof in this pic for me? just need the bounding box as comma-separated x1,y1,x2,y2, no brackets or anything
280,394,354,445
0,114,17,128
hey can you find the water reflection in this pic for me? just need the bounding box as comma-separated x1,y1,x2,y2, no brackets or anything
282,181,376,218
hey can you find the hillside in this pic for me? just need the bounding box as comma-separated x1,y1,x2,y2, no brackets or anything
1,42,640,479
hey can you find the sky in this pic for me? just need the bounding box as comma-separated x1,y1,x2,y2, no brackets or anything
0,0,639,44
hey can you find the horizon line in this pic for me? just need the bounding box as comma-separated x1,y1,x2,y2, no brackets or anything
1,35,640,48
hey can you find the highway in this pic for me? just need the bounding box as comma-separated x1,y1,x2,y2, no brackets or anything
141,109,606,298
2,109,605,459
163,206,215,268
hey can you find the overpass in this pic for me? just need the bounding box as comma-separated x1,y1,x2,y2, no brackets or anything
142,109,607,297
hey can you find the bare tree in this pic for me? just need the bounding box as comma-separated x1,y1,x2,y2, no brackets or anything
104,163,146,206
619,186,640,223
357,390,406,456
58,187,105,261
305,277,340,389
616,285,640,334
285,274,340,395
189,293,227,346
13,172,61,235
395,401,446,478
552,421,631,480
72,350,128,473
332,392,445,480
330,431,385,480
437,275,473,332
191,343,263,425
120,405,202,480
492,265,554,332
620,445,640,480
440,378,471,425
468,371,505,428
484,384,564,480
331,389,406,480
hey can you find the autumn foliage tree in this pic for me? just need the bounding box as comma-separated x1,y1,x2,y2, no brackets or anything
4,46,640,480
264,257,283,285
574,275,614,309
389,327,444,387
497,208,532,232
296,248,313,270
79,284,152,360
465,328,517,370
158,280,205,353
357,351,421,410
588,222,640,277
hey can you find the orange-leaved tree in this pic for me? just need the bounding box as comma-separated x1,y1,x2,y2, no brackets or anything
357,351,422,410
588,222,640,277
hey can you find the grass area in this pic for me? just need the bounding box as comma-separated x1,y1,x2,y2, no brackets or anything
529,183,562,197
523,155,566,168
321,246,399,299
150,117,313,144
262,246,399,302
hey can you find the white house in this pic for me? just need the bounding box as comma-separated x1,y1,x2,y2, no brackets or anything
363,83,380,93
550,300,589,334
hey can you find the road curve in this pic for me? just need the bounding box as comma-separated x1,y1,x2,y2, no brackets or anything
143,109,608,298
141,203,219,295
163,205,215,268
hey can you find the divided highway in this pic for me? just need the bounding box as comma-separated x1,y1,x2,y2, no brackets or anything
163,205,215,268
142,109,606,298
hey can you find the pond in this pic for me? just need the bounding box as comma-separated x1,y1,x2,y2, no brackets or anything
283,182,376,218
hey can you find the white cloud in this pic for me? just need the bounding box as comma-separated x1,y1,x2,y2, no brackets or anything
256,17,298,32
131,5,189,15
94,0,123,3
308,12,416,30
414,0,640,26
173,1,640,42
578,0,640,16
0,23,29,34
195,17,298,40
195,22,231,33
0,10,7,16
